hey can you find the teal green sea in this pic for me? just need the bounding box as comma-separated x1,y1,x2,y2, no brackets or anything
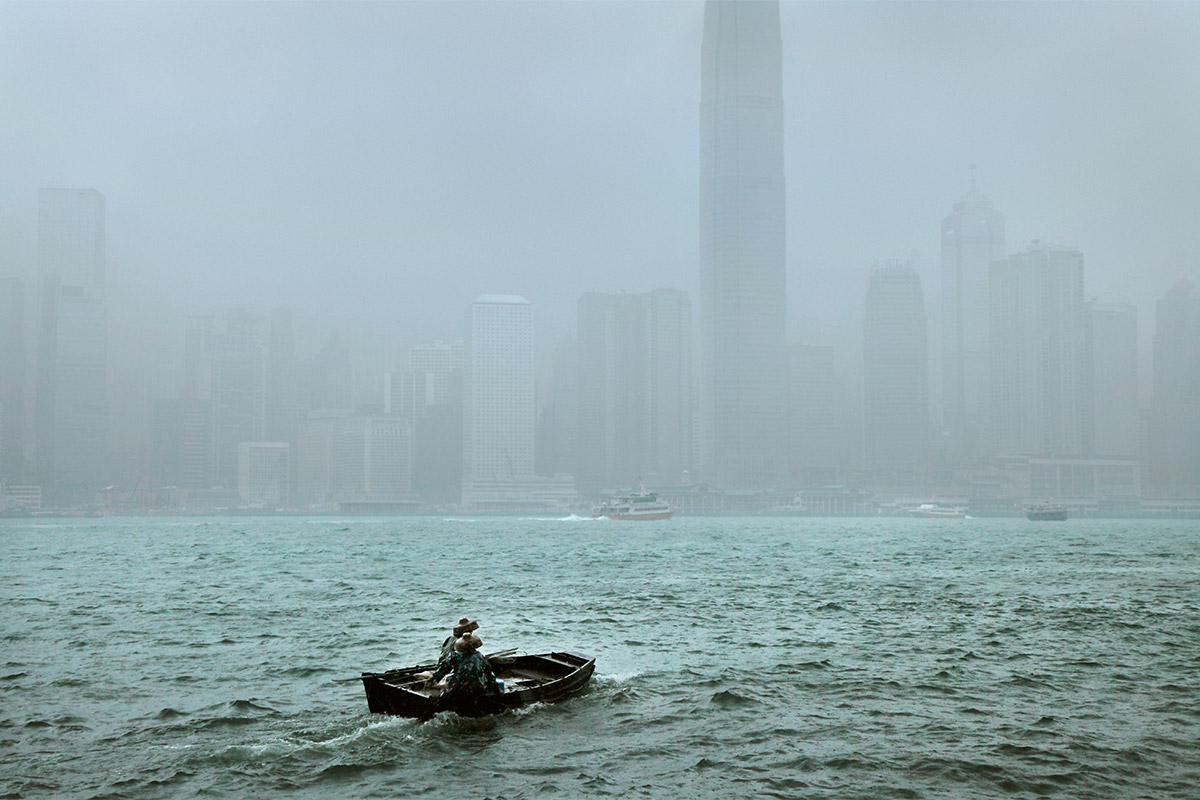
2,516,1198,799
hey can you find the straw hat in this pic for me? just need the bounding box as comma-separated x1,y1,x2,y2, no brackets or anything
453,618,479,636
454,633,482,653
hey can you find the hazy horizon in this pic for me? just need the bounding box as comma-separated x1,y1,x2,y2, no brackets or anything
2,0,1197,356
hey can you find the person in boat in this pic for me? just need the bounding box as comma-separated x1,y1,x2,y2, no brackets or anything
440,617,479,663
427,632,500,705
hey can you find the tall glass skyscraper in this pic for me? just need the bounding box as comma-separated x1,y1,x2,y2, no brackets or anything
698,0,787,489
989,243,1086,458
941,169,1005,462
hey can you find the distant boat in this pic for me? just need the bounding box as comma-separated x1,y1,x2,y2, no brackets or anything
1025,503,1068,521
907,503,967,519
593,489,673,520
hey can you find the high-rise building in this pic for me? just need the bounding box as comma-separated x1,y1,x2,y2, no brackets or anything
407,341,464,503
990,243,1087,457
36,189,109,505
1085,302,1139,457
0,276,25,483
463,296,534,484
647,289,693,486
309,332,352,413
536,336,577,480
940,168,1005,461
576,289,691,492
295,411,348,505
181,311,266,490
266,308,300,442
296,413,413,505
410,341,464,410
698,0,788,489
862,261,929,470
1149,280,1200,497
335,417,411,498
237,441,290,508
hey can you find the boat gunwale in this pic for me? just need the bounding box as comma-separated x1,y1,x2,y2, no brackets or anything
361,651,595,718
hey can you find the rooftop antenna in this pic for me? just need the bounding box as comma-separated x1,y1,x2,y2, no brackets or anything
968,162,978,192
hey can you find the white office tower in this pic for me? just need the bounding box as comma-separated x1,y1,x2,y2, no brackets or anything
941,168,1005,461
698,0,788,489
989,243,1087,457
863,261,930,470
463,296,535,488
1086,302,1139,457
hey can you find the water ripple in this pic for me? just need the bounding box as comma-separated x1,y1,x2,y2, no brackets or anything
0,516,1197,799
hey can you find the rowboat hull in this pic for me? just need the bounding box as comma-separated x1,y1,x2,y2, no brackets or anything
361,651,595,718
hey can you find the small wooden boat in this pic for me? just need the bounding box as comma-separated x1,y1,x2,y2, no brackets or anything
360,651,595,718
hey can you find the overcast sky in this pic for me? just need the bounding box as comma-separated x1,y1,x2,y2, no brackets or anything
2,0,1198,350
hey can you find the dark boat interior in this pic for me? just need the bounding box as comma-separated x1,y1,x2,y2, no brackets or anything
378,652,587,697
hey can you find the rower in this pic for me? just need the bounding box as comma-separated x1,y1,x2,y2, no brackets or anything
439,617,478,663
427,632,500,709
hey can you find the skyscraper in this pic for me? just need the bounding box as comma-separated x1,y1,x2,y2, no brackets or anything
0,276,25,483
463,295,534,485
408,340,464,503
941,168,1005,461
309,332,353,413
1149,280,1200,497
536,336,577,480
698,0,787,488
181,311,266,490
409,341,464,412
989,243,1086,457
1085,302,1138,457
36,189,109,504
862,260,929,470
266,307,300,443
575,289,691,492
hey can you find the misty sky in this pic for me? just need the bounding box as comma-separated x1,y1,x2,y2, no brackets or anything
2,0,1198,350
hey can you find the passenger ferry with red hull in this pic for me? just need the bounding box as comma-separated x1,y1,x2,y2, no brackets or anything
593,489,673,521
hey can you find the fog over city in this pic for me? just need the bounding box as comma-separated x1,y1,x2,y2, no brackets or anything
1,0,1198,512
4,2,1196,336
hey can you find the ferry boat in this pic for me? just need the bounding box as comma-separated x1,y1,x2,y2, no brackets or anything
907,503,967,519
1025,503,1068,521
593,489,673,521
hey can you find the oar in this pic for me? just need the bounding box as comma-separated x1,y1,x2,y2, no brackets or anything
332,666,425,683
485,648,517,661
338,649,518,683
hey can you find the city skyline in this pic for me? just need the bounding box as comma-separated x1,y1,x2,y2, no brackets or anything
1,1,1198,509
1,2,1195,356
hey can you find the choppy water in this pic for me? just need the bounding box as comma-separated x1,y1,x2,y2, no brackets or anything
2,516,1198,799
